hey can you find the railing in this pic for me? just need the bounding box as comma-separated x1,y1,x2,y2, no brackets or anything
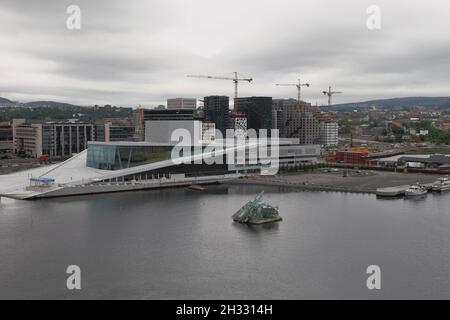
68,173,241,189
38,150,87,178
327,162,447,175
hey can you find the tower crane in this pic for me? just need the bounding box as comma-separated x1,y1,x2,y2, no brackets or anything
275,78,310,103
322,86,342,108
187,72,253,113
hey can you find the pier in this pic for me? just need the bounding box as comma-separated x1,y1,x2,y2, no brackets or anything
226,170,439,195
376,183,434,197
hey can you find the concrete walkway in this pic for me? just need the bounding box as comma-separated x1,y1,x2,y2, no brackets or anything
225,170,440,194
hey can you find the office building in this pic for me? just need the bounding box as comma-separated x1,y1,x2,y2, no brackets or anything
0,121,13,153
133,107,146,141
145,120,202,144
236,97,272,133
313,111,339,147
13,121,94,158
95,123,136,143
319,122,339,147
13,122,43,157
167,98,197,110
145,120,216,144
134,108,198,141
230,114,248,139
201,122,216,142
230,114,247,132
203,96,230,135
0,121,12,141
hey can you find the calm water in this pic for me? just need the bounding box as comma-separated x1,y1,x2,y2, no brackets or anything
1,185,450,299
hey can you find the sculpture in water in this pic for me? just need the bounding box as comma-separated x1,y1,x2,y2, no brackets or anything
232,191,282,225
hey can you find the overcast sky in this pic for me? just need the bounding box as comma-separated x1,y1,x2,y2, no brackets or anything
0,0,449,107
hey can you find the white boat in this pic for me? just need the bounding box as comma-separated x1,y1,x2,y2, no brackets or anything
432,177,450,192
405,184,428,197
188,184,205,191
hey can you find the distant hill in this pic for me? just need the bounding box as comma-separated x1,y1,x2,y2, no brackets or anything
0,98,133,122
0,97,14,105
23,101,79,108
332,97,450,110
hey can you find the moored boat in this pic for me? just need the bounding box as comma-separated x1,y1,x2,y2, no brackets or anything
432,176,450,192
405,184,428,197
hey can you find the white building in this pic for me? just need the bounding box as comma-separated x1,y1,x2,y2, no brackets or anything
0,138,320,200
232,116,247,131
231,115,248,140
201,122,216,142
167,98,197,110
145,120,218,145
319,122,339,147
145,120,204,145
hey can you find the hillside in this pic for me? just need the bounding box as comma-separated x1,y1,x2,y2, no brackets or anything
0,97,14,105
23,101,79,108
332,97,450,110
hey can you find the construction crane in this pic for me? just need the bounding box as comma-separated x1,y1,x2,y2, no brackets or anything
187,72,253,113
275,78,310,102
322,86,342,108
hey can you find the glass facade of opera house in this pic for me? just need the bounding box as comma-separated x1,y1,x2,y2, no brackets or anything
87,143,177,170
86,141,322,171
86,143,219,170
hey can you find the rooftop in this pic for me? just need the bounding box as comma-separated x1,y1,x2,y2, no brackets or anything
398,155,450,165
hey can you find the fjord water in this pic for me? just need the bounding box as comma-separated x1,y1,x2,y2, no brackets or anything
1,185,450,299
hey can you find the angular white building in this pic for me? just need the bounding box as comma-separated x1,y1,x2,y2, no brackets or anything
0,139,320,200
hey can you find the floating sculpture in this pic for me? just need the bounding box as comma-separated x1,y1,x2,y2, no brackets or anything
232,191,282,225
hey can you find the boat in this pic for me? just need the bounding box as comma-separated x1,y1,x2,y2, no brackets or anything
432,176,450,192
188,184,205,191
232,191,282,225
376,186,408,197
404,184,428,197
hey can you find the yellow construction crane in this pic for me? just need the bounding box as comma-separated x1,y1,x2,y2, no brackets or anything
187,72,253,113
322,86,342,108
275,78,310,102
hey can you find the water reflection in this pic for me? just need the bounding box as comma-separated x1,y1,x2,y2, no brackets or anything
232,221,280,234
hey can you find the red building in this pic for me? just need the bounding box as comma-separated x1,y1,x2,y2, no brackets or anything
332,148,379,166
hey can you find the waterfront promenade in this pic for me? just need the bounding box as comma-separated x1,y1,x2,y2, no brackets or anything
227,170,439,194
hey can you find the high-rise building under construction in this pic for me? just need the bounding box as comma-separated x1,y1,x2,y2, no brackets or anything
272,99,338,146
272,99,320,144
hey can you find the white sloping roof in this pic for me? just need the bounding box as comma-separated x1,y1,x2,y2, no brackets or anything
0,140,263,198
0,151,108,196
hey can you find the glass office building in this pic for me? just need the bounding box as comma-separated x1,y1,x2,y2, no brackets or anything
236,97,273,134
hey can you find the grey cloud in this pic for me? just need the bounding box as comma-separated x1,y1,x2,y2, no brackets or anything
30,48,171,81
1,0,450,106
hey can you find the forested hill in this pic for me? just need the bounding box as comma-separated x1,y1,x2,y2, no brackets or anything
332,97,450,110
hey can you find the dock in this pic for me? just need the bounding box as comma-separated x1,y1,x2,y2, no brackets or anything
376,183,434,197
225,171,440,196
